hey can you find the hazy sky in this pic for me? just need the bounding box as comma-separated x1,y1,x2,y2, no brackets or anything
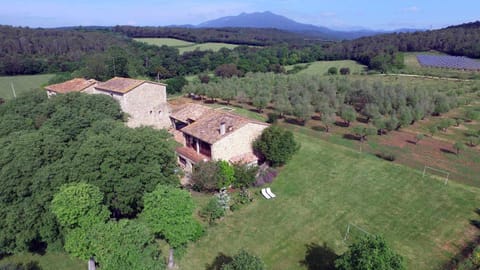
0,0,478,30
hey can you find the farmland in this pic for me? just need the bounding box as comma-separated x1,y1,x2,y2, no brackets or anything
134,37,241,54
285,60,367,75
180,131,480,270
417,54,480,70
0,74,54,100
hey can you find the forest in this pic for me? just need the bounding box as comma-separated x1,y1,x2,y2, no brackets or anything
0,91,189,268
1,21,479,77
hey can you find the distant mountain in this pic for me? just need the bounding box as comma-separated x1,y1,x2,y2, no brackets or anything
196,11,421,40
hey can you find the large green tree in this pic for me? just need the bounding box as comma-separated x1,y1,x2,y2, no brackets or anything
253,125,299,167
51,183,110,230
335,235,405,270
141,185,203,268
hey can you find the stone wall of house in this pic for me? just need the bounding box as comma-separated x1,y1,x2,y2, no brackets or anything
95,82,171,129
82,85,97,94
211,123,267,161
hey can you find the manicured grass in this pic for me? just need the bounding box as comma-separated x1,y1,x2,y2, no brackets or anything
0,74,54,100
0,252,84,270
180,131,480,270
135,38,240,55
285,60,367,75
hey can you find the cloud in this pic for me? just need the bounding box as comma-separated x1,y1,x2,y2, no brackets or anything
403,6,420,13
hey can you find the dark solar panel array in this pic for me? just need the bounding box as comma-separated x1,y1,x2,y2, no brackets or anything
416,55,480,70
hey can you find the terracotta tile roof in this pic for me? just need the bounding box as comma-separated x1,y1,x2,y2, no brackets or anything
44,78,97,94
229,152,258,164
170,103,214,123
181,110,250,144
94,77,146,94
174,103,268,144
176,146,210,163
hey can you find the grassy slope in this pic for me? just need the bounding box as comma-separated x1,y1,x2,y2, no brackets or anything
0,74,54,100
180,131,480,270
134,37,239,54
285,60,367,75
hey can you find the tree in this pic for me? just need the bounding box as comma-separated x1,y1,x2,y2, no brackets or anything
215,64,243,78
340,105,356,127
218,160,235,188
340,67,351,75
453,141,466,156
253,125,299,167
352,126,376,143
200,196,225,224
165,76,187,94
222,249,265,270
428,125,438,137
88,220,164,270
335,235,405,270
51,183,109,230
321,108,336,133
327,67,338,75
464,109,480,122
192,161,222,191
141,185,203,268
415,133,424,145
232,163,258,188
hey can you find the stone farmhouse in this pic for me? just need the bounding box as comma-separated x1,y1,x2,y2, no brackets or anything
44,77,171,129
44,78,97,97
170,103,269,172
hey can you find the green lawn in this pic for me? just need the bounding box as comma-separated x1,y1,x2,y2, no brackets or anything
180,131,480,270
285,60,367,75
0,74,54,100
0,252,84,270
134,38,240,55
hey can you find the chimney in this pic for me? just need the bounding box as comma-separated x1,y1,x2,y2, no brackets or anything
220,122,226,135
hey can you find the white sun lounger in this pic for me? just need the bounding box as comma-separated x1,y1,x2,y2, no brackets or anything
261,188,272,199
266,187,276,198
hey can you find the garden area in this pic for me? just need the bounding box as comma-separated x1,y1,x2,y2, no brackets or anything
179,131,480,269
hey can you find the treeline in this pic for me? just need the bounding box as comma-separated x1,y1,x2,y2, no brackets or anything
326,21,480,70
185,73,470,132
0,91,179,256
112,25,310,46
0,25,131,75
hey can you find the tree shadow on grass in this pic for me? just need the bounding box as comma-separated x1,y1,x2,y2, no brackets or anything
205,252,233,270
299,242,338,270
440,148,456,155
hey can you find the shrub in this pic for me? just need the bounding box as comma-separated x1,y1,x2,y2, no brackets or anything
253,125,300,167
230,188,253,212
218,160,235,188
201,196,225,224
254,166,278,187
340,67,351,75
192,161,221,191
335,235,405,270
232,163,258,188
221,249,265,270
327,67,338,75
267,112,279,124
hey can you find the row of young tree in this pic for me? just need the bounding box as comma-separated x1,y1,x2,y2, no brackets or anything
184,73,465,133
0,91,191,265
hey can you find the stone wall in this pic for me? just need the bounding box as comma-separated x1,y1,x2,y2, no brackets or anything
211,122,267,161
95,82,171,129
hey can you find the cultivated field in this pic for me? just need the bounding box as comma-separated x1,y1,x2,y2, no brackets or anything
402,52,480,80
285,60,367,75
0,74,54,100
134,38,240,54
181,131,480,270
